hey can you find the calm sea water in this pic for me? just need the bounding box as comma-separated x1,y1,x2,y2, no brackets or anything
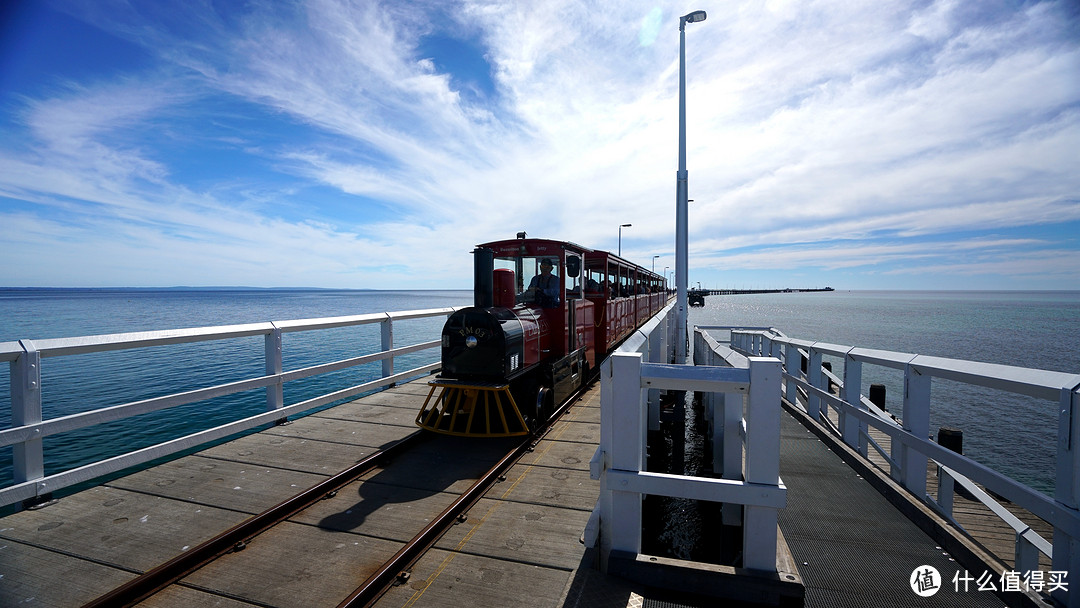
1,288,1076,497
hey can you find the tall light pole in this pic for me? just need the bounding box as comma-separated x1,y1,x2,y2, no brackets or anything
618,223,632,257
675,9,706,364
652,255,660,272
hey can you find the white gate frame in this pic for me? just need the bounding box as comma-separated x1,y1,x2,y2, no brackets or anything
586,310,786,573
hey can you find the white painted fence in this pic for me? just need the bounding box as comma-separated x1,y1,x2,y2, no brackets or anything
586,306,787,573
722,326,1080,608
0,307,460,509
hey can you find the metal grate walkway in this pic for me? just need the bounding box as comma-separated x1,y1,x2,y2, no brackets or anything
778,406,1010,607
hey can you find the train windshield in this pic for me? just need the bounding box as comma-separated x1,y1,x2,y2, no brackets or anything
494,255,564,308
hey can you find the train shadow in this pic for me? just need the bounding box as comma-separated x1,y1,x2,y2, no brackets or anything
316,434,521,533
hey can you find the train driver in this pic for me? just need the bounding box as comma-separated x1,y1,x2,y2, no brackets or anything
525,258,561,308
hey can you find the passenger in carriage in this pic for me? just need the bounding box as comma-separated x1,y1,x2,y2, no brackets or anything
525,258,561,308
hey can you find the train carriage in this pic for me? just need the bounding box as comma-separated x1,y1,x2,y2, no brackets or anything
416,235,670,437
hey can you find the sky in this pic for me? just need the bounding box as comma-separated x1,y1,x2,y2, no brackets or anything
0,1,1077,291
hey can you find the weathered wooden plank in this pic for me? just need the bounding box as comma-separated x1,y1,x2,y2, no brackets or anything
198,432,379,475
385,377,439,396
0,486,248,571
181,521,402,608
138,584,258,607
309,400,421,426
516,438,594,471
493,462,599,512
377,546,575,608
108,455,328,514
562,401,601,425
437,497,590,570
341,434,513,496
545,419,600,445
0,539,136,607
262,413,415,447
291,481,458,542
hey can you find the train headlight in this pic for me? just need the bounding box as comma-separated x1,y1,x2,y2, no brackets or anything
465,335,478,348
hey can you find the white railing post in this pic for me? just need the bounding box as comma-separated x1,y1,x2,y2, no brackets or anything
265,325,283,413
381,314,394,380
900,361,930,497
784,343,799,407
1052,385,1080,608
12,341,44,490
743,356,782,571
937,467,955,518
807,348,822,421
721,390,744,527
598,352,646,569
841,350,864,453
648,322,664,431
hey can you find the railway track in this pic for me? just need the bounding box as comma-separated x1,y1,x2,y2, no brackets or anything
83,381,591,608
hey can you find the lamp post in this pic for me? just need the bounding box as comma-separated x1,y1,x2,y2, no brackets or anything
618,223,632,257
652,255,660,272
675,9,706,364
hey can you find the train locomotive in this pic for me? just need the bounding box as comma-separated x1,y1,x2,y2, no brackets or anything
416,235,670,437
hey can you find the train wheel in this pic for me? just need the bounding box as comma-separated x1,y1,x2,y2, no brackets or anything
535,387,554,427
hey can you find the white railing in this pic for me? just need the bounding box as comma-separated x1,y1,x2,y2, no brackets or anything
0,307,461,509
725,327,1080,608
586,307,787,574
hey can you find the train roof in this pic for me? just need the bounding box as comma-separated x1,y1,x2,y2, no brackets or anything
477,237,662,278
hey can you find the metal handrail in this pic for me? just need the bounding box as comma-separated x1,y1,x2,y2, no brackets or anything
2,306,462,508
724,327,1080,607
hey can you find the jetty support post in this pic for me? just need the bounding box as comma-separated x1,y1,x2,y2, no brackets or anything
1054,384,1080,608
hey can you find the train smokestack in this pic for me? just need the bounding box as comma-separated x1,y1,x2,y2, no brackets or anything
473,247,494,308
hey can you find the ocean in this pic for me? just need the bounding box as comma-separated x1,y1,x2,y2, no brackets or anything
1,288,1077,498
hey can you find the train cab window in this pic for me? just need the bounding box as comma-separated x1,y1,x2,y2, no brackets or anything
503,255,561,308
564,253,583,300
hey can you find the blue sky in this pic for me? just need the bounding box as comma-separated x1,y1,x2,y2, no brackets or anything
0,1,1077,290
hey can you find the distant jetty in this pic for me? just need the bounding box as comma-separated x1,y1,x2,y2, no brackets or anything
688,286,834,306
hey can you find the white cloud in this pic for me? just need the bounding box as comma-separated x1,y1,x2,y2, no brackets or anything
0,0,1077,288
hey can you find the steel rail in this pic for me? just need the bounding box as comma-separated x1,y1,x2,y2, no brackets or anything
82,430,431,608
336,379,593,608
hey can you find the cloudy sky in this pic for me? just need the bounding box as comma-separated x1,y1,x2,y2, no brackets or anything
0,0,1077,290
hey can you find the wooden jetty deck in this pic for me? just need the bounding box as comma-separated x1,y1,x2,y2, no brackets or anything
0,377,1048,607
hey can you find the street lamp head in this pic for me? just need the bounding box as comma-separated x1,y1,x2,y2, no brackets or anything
621,223,632,228
680,10,707,29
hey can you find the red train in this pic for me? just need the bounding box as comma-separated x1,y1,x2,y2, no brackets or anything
416,235,671,437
